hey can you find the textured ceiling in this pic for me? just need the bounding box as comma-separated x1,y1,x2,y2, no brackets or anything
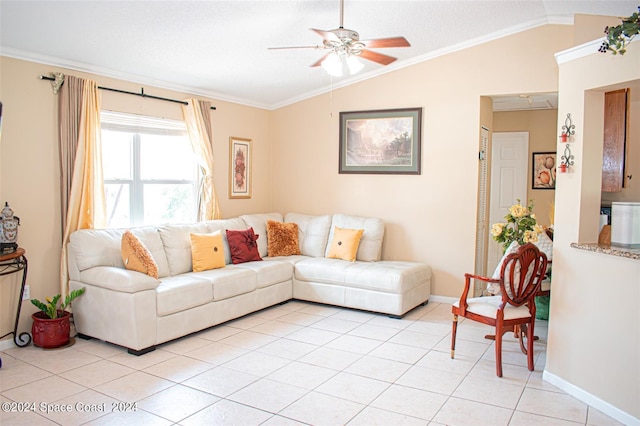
0,1,636,110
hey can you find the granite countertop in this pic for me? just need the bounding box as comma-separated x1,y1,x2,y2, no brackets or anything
570,242,640,260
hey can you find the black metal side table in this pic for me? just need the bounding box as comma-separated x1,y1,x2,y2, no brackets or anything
0,248,30,368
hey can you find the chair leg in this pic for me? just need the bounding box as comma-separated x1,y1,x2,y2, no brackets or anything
495,323,503,377
451,314,458,359
527,321,535,371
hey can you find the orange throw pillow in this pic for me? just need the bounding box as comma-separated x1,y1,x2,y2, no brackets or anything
266,220,301,257
121,230,159,279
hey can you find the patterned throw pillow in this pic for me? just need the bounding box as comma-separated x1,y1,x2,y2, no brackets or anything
266,220,301,257
326,226,364,262
190,231,226,272
226,228,263,264
121,230,159,279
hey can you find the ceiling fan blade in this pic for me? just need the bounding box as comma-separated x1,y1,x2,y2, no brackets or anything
311,28,340,42
359,49,397,65
361,36,411,48
310,53,330,67
268,45,321,50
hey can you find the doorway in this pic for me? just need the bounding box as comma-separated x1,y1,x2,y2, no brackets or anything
487,132,529,276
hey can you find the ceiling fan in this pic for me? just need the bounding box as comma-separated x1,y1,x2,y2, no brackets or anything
268,0,411,76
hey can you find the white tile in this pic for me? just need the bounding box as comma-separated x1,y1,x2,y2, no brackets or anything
218,330,279,350
2,375,86,403
59,359,135,388
4,345,101,374
182,365,259,397
396,365,466,395
330,309,376,323
366,315,414,330
586,407,626,426
297,304,342,316
316,372,390,404
261,415,307,425
37,389,118,426
136,384,219,422
95,371,173,402
75,340,126,358
228,378,308,413
181,399,272,426
405,321,451,337
416,349,476,375
0,355,52,391
298,347,362,371
84,408,172,425
510,410,584,425
223,351,291,377
432,396,513,426
267,361,337,389
309,317,361,333
345,355,412,382
252,306,292,320
227,314,269,330
279,391,365,425
324,334,382,354
442,335,491,359
368,341,428,364
197,325,243,341
348,324,400,341
517,388,588,424
370,384,447,420
0,405,58,425
249,320,304,337
159,336,211,354
276,312,325,326
347,406,428,426
285,327,342,346
469,360,532,386
453,375,525,409
389,329,446,350
257,338,318,360
183,342,249,365
109,349,177,370
143,355,214,383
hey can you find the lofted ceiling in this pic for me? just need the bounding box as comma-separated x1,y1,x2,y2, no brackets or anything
0,1,636,110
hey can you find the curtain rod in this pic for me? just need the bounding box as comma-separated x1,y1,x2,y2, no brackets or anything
39,75,216,110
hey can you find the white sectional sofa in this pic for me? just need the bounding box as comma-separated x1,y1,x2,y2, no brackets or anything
68,212,431,355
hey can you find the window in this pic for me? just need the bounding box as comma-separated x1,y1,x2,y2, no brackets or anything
101,111,198,228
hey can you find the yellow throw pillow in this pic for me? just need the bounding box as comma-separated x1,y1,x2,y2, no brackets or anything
121,230,159,279
190,231,225,272
327,226,364,262
266,220,301,257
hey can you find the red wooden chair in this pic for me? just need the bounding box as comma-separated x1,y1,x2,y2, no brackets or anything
451,243,548,377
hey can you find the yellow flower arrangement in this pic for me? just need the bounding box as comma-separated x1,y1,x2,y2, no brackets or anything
491,199,542,253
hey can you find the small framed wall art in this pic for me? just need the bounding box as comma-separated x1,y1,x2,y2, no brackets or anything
532,151,556,190
229,137,252,199
339,107,422,174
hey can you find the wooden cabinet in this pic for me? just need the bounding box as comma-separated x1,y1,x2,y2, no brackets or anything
602,89,629,192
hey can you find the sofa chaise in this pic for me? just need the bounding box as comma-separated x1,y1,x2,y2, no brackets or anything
68,212,431,355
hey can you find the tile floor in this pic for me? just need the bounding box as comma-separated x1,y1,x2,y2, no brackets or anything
0,300,623,425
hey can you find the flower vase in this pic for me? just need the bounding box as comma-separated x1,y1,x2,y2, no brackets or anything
31,310,71,348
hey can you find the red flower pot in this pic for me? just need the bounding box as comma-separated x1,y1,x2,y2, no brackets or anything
31,310,70,349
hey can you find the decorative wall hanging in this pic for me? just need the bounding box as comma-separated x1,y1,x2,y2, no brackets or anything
229,137,252,199
532,152,556,189
560,144,574,173
339,108,422,174
560,113,575,142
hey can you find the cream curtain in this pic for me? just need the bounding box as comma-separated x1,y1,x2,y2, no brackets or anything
181,98,221,220
59,76,106,296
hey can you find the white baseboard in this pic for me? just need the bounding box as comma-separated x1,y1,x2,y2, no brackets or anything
0,338,16,352
428,295,457,304
543,369,639,426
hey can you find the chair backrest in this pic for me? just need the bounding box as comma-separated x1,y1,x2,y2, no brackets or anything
498,243,548,307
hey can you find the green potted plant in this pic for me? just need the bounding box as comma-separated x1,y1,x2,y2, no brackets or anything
599,6,640,55
30,288,85,348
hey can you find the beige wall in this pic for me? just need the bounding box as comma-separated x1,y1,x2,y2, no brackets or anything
493,109,558,226
548,41,640,420
0,56,272,338
271,25,573,297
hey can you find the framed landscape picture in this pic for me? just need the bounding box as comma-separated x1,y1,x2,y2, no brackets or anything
229,137,252,199
339,108,422,174
532,151,556,189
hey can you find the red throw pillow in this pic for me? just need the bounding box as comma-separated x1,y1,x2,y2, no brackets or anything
226,228,263,264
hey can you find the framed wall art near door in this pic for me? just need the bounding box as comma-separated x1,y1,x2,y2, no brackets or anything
229,137,252,199
532,151,556,190
339,107,422,174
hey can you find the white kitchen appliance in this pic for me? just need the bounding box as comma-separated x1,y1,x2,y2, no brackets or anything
611,202,640,248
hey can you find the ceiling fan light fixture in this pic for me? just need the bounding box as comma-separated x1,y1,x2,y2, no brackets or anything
346,55,364,75
321,52,344,76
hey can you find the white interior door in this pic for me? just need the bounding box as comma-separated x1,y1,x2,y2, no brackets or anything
487,132,529,275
